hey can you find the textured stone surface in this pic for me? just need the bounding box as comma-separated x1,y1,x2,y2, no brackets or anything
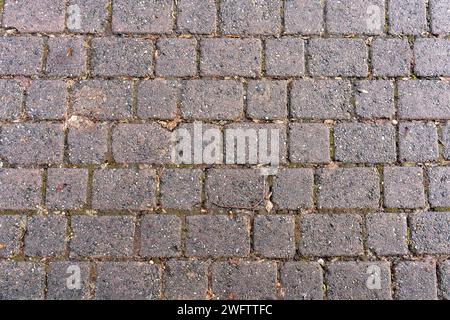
265,38,305,76
384,167,425,209
281,262,324,300
0,262,45,300
46,169,89,210
47,262,91,300
67,122,108,164
67,0,109,33
0,215,25,258
46,37,86,77
164,260,208,300
140,215,182,258
414,39,450,76
389,0,428,35
289,123,330,164
24,215,67,257
284,0,323,35
399,122,439,162
372,39,412,76
137,80,179,120
410,212,450,254
177,0,216,34
395,261,438,300
429,168,450,207
0,80,23,121
0,37,43,76
355,81,395,118
26,80,67,120
160,169,202,210
272,168,314,210
247,80,288,120
155,38,197,77
430,0,450,34
253,215,295,258
0,169,42,210
366,213,408,256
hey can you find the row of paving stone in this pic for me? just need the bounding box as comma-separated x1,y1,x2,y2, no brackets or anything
2,167,450,210
0,213,449,300
1,0,450,36
1,212,449,258
1,36,450,77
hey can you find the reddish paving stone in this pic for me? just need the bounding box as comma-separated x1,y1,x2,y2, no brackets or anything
26,80,67,120
46,37,87,77
70,215,135,258
0,37,44,76
139,215,182,258
211,261,278,300
92,169,156,211
72,80,133,120
395,261,438,300
24,215,67,257
3,0,65,32
0,215,26,258
0,123,64,165
155,38,197,77
67,121,108,165
0,169,42,210
46,169,89,210
95,262,161,300
112,0,173,34
0,80,23,121
67,0,109,33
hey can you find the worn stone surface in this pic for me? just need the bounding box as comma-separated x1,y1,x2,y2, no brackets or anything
265,38,305,76
164,260,208,300
366,213,408,256
281,262,324,300
24,215,67,257
253,215,295,258
384,167,425,209
399,122,439,162
140,215,182,258
26,80,67,120
46,169,89,210
389,0,428,35
410,212,450,254
0,262,45,300
247,80,288,120
46,37,86,77
0,37,43,76
355,81,395,118
414,39,450,76
372,39,412,77
0,80,23,121
395,261,438,300
47,262,91,300
0,215,25,258
284,0,323,35
177,0,216,34
272,168,314,210
0,169,42,210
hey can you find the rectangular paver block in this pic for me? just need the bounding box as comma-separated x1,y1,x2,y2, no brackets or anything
139,215,182,258
247,80,288,120
0,262,45,300
67,0,109,33
289,123,330,164
395,261,438,300
177,0,216,34
186,215,250,258
0,37,43,76
309,39,368,77
399,122,439,162
24,215,67,257
253,215,295,259
317,168,380,209
47,262,91,300
67,121,108,165
212,261,277,300
284,0,323,35
26,80,67,120
299,214,364,257
444,122,450,160
414,39,450,76
164,260,208,300
70,215,135,258
430,0,450,34
281,262,324,300
46,169,89,210
429,168,450,207
272,168,314,210
372,39,412,77
265,38,305,77
389,0,428,35
334,123,397,164
439,260,450,300
156,38,197,77
410,212,450,254
200,38,262,77
0,80,23,121
0,215,25,258
160,169,202,210
96,262,161,300
326,262,392,300
355,80,395,118
366,213,408,256
0,169,42,210
383,167,426,209
46,37,87,77
92,169,156,210
137,80,180,120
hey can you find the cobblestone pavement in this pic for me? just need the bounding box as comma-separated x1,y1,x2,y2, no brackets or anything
0,0,450,301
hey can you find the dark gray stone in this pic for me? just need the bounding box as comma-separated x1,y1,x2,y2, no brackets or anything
399,122,439,162
410,212,450,254
0,262,45,300
395,261,438,300
372,39,412,76
164,260,208,300
272,168,314,210
253,215,295,258
384,167,425,209
46,169,89,210
355,80,395,118
265,38,305,76
366,213,408,256
140,215,182,258
281,262,324,300
24,215,67,257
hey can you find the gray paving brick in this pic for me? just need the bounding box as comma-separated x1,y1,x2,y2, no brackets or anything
177,0,216,34
26,80,67,120
367,213,408,256
399,122,439,162
137,80,179,120
212,261,277,300
164,260,208,300
3,0,65,32
384,167,425,209
309,39,368,77
254,215,295,258
289,123,330,164
334,123,397,164
68,0,109,33
68,122,108,165
160,169,202,210
206,169,265,210
395,261,438,300
92,169,156,210
372,39,412,77
247,80,287,120
24,215,67,257
326,262,392,300
281,262,324,300
140,215,181,258
299,214,364,257
291,80,352,120
399,81,450,120
220,0,281,35
46,37,86,77
0,215,25,258
0,123,64,165
265,38,305,77
389,0,428,35
284,0,323,35
410,212,450,254
96,262,161,300
444,122,450,160
112,0,173,34
92,37,153,77
72,80,133,120
430,0,450,34
327,0,385,35
414,39,450,76
439,260,450,300
0,262,45,300
112,123,171,164
46,169,89,210
317,168,380,209
0,36,43,76
0,169,42,210
200,38,262,77
181,80,243,120
186,215,250,258
272,168,314,210
47,262,91,300
156,38,197,77
70,215,135,258
429,168,450,207
355,80,395,118
0,80,23,121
